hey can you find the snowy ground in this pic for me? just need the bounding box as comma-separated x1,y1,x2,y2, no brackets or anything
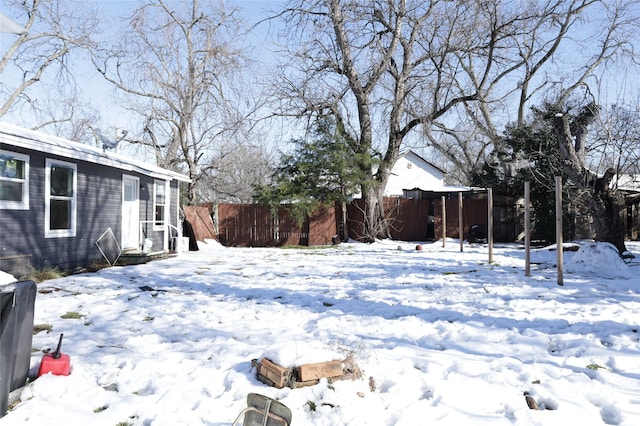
1,239,639,425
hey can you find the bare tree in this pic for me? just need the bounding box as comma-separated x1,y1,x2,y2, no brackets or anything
90,0,261,204
554,106,627,254
200,143,274,203
274,0,481,240
425,0,640,183
272,0,639,239
0,0,99,137
32,96,101,143
592,102,640,177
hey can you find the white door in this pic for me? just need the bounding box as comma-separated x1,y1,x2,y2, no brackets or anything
122,175,140,250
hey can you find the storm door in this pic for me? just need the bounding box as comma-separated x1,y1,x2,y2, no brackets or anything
122,175,140,250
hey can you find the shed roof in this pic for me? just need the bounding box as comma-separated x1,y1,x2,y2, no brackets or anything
0,122,190,182
616,173,640,193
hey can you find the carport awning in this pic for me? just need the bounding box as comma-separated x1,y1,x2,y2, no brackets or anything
405,185,482,193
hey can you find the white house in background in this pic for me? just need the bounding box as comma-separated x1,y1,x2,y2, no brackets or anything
351,149,473,200
385,150,447,197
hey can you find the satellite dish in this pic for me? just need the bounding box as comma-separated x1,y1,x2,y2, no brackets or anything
91,127,128,151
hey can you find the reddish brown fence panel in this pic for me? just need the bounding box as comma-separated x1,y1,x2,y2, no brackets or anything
347,197,431,242
216,203,337,247
218,203,271,246
308,205,338,245
183,206,217,242
434,198,488,241
385,198,431,241
275,207,304,246
215,195,504,246
346,199,366,241
494,199,520,242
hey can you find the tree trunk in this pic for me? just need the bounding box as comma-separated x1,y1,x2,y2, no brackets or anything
359,179,392,242
553,115,627,254
362,185,378,243
589,193,627,254
340,200,348,242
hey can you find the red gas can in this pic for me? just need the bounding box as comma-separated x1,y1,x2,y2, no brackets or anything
38,334,70,377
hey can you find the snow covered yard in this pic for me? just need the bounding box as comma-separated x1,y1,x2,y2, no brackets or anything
2,239,640,425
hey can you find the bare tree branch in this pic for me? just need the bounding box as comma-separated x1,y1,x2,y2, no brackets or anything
0,0,99,130
88,0,262,204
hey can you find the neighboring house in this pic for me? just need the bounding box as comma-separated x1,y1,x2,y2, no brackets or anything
353,150,471,199
381,150,486,241
0,122,190,276
385,150,475,199
385,150,446,197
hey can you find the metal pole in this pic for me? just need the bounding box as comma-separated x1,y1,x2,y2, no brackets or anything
488,188,493,263
555,176,563,286
441,195,446,248
458,192,463,252
524,182,531,277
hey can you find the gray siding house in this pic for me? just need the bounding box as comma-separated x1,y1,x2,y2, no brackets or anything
0,122,190,276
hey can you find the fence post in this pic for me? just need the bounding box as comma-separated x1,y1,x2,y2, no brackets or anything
555,176,563,286
458,192,463,252
524,182,531,277
441,195,446,248
488,188,493,263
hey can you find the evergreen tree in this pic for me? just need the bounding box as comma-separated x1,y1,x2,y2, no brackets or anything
254,116,365,229
472,102,592,243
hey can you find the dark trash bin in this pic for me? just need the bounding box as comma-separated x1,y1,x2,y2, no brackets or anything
0,280,37,417
468,224,487,244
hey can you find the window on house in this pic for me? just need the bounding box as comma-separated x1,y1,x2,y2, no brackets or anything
0,150,29,210
45,159,77,238
154,179,167,228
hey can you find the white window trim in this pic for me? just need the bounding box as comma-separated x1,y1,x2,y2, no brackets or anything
0,150,29,210
153,179,169,231
45,158,77,238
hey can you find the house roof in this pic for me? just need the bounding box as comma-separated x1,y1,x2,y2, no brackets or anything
399,150,447,175
0,122,190,182
408,185,478,193
617,173,640,193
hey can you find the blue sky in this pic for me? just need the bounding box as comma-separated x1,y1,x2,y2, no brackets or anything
1,1,292,151
2,0,638,161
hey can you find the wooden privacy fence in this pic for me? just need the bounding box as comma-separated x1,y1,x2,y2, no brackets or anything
347,198,432,241
216,203,338,247
201,195,510,247
183,206,217,241
434,198,488,242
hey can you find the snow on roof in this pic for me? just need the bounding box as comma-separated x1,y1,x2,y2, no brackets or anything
398,150,447,174
0,122,190,182
616,173,640,192
406,185,480,193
